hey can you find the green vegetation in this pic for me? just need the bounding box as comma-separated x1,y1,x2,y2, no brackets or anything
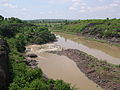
0,15,75,90
52,19,120,43
26,19,74,23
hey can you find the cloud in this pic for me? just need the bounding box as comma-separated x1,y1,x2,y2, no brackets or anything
69,0,88,12
69,0,120,13
49,0,70,4
0,0,17,8
91,0,120,11
109,3,118,7
113,0,120,3
48,11,53,14
2,3,17,8
97,0,104,2
21,8,27,11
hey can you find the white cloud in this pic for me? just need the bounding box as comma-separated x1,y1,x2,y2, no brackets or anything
91,1,120,12
109,3,118,7
69,0,120,13
69,0,88,12
2,3,17,8
113,0,120,3
0,0,17,8
49,0,70,4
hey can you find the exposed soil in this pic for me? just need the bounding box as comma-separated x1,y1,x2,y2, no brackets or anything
78,28,120,44
57,49,120,90
77,23,120,44
81,33,120,44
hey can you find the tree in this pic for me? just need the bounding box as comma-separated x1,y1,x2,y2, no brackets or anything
106,17,109,20
7,17,22,23
0,15,4,21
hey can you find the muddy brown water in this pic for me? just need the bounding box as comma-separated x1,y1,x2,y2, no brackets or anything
54,32,120,65
26,33,120,90
26,45,103,90
38,53,103,90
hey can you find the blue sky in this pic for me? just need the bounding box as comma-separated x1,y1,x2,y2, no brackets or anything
0,0,120,20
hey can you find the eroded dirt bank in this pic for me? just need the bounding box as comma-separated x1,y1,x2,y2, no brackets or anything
58,49,120,90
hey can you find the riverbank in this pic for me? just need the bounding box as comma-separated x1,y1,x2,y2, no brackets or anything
57,49,120,90
54,32,120,65
52,19,120,46
53,31,120,47
76,33,120,47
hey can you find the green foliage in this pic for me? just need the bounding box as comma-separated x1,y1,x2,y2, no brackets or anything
25,68,42,82
7,17,23,23
0,15,4,21
54,80,73,90
52,19,120,39
0,16,73,90
29,79,49,90
26,19,74,23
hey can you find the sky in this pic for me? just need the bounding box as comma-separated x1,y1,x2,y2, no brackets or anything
0,0,120,20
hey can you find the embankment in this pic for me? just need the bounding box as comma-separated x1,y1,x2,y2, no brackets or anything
52,19,120,44
0,39,9,90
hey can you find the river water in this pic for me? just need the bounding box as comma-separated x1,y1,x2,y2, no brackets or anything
26,33,120,90
26,44,103,90
54,32,120,65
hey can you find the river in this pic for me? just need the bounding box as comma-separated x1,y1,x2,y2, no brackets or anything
26,33,120,90
26,44,103,90
54,32,120,65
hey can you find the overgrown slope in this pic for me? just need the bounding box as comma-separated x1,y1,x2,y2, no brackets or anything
52,19,120,43
0,15,74,90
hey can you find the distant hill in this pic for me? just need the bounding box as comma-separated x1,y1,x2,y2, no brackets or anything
25,19,75,23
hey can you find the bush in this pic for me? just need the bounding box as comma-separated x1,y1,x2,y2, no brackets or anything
29,79,49,90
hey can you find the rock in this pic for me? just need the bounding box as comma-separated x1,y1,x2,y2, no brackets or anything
25,48,31,52
27,53,37,58
16,59,38,68
26,59,38,68
111,37,119,42
28,60,38,66
87,69,95,74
